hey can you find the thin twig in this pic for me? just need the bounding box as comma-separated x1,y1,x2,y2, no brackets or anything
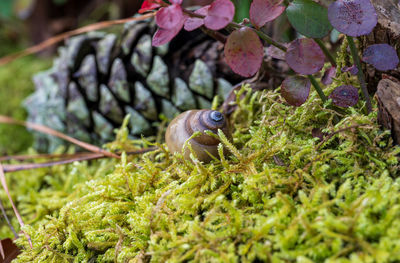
0,198,18,238
0,164,32,248
0,115,119,159
2,153,104,173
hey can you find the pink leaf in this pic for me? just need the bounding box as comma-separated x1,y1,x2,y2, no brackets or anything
139,0,161,14
281,76,311,106
184,5,210,31
156,4,184,30
250,0,286,28
171,0,183,4
152,26,182,46
285,38,325,75
224,27,264,77
204,0,235,30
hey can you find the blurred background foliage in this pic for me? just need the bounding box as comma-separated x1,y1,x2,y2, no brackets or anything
0,0,280,155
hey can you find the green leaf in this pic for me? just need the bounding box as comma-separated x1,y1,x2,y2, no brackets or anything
285,0,332,38
0,0,13,18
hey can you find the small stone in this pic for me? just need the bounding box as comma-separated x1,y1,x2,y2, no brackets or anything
67,82,90,126
75,55,98,101
131,34,152,77
216,78,233,100
99,84,124,123
189,59,214,99
197,96,212,109
172,78,197,111
96,34,117,75
161,99,180,120
134,82,158,121
109,58,130,103
146,56,170,98
125,106,151,135
93,111,114,141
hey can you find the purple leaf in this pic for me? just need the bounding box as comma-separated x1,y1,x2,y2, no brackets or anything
342,65,358,75
285,38,325,75
266,44,288,60
204,0,235,30
362,44,399,71
224,27,264,77
321,66,336,85
184,5,210,31
328,0,377,37
281,76,311,106
250,0,286,28
329,85,359,107
156,4,184,30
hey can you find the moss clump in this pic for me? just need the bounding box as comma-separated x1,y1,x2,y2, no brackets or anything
4,86,400,262
0,57,51,154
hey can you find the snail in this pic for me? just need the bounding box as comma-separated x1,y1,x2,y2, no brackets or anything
165,110,231,162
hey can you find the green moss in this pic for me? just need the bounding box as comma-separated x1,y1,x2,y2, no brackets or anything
2,83,398,262
0,56,51,154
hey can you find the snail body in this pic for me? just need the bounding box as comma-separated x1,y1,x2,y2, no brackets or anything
165,110,230,162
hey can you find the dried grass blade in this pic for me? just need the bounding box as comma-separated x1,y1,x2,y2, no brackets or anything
2,153,105,173
0,164,32,248
0,152,101,162
0,198,18,238
0,13,155,66
0,115,119,158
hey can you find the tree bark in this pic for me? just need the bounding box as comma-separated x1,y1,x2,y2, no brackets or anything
364,0,400,144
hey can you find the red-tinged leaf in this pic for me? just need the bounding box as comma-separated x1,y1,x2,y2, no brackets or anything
328,0,377,37
156,4,184,29
152,26,182,46
281,76,311,106
139,0,160,14
321,66,336,85
362,44,399,71
266,45,287,60
224,27,264,77
285,38,325,75
250,0,285,28
342,64,358,75
329,85,358,107
204,0,235,30
171,0,183,4
184,5,210,31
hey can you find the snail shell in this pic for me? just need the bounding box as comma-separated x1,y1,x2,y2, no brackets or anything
165,110,230,162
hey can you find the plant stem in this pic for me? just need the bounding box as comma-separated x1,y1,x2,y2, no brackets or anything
314,38,336,67
308,75,327,102
346,36,372,113
255,30,287,51
308,75,340,123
